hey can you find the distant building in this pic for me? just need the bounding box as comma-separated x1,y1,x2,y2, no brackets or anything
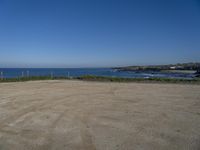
176,66,184,69
170,66,176,69
170,66,184,70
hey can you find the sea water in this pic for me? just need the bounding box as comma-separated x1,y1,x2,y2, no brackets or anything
0,68,195,79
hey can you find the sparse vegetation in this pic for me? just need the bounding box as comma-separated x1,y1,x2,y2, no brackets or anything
77,75,200,84
0,76,69,82
0,75,200,84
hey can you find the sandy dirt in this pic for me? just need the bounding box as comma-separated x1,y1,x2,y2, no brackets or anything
0,80,199,150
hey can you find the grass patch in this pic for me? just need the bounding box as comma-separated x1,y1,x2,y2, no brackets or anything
0,76,70,82
77,75,200,84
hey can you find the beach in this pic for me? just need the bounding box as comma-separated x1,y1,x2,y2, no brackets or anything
0,80,199,150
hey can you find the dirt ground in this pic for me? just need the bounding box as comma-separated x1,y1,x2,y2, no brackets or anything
0,80,199,150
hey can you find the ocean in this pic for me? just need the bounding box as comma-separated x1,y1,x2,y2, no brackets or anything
0,68,195,79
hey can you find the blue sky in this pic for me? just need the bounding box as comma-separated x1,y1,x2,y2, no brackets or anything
0,0,200,68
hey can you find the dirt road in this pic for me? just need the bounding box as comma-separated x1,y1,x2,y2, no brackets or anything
0,80,199,150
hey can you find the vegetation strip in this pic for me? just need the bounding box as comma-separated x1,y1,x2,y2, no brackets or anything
0,75,200,84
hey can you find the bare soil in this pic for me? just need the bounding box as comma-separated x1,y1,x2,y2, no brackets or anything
0,80,200,150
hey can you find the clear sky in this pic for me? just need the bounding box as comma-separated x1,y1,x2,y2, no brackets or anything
0,0,200,68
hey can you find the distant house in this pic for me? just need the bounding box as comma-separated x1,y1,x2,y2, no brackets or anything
170,66,184,70
176,66,184,69
170,66,176,69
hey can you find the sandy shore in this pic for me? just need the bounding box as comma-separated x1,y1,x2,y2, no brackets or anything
0,80,199,150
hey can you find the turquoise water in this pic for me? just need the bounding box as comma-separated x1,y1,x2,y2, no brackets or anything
0,68,195,79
